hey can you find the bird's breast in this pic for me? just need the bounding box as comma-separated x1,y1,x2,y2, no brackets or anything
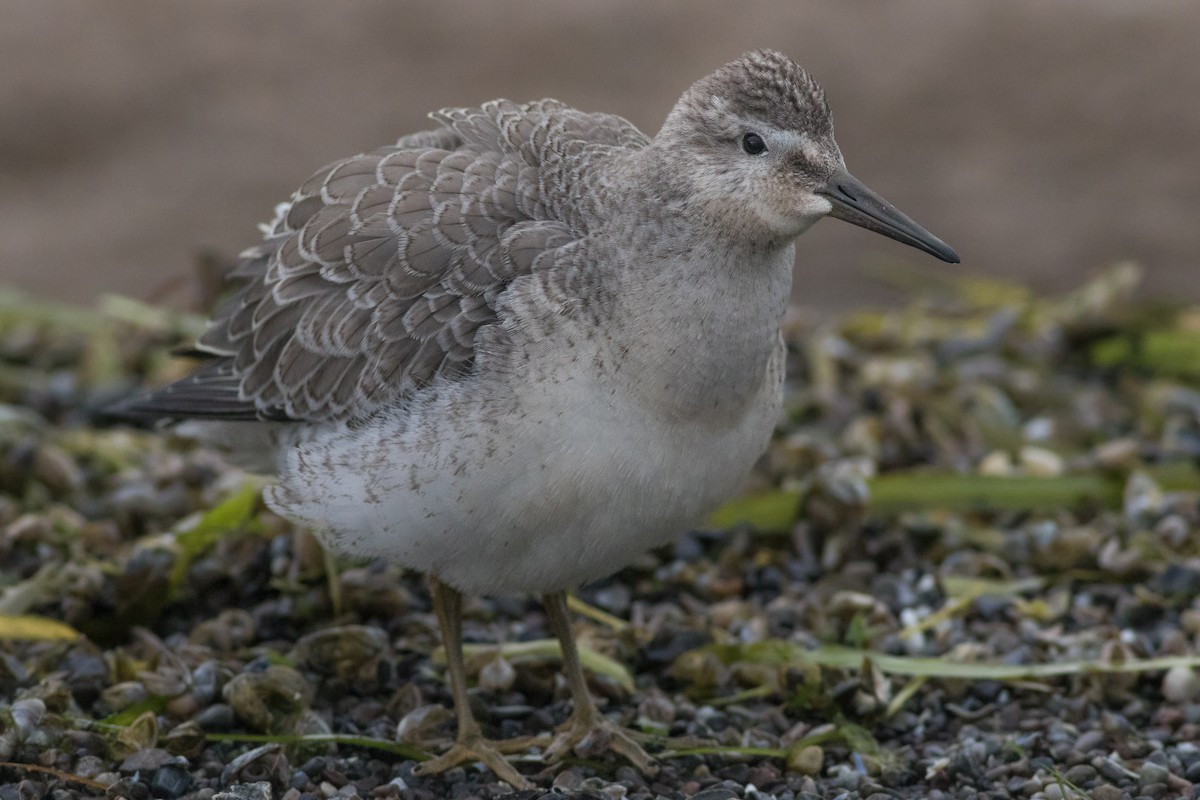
599,244,794,427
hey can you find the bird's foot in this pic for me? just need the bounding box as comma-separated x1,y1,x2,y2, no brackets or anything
413,734,538,790
543,711,658,775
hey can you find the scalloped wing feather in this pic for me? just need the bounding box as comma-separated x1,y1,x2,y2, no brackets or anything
110,100,649,423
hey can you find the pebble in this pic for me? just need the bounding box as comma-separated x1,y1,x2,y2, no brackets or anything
1153,563,1200,595
786,745,824,776
220,745,290,790
194,703,236,731
688,788,738,800
1096,756,1139,783
1042,783,1067,800
10,699,46,735
150,764,194,799
1020,445,1063,476
119,748,177,773
104,778,151,800
477,655,516,693
212,785,273,800
1063,764,1097,785
1162,666,1200,703
614,766,645,789
1137,761,1171,787
1074,730,1106,753
552,769,584,792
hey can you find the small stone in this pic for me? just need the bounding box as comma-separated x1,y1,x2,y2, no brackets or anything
105,778,151,800
1063,764,1097,785
688,789,738,800
194,703,235,731
220,746,289,791
75,756,107,780
1123,471,1165,521
1074,730,1106,753
477,655,515,693
395,704,452,744
149,764,193,799
1162,666,1200,703
163,692,200,719
58,647,108,704
1096,755,1138,783
614,766,645,788
636,689,676,725
590,583,632,613
552,768,584,791
1042,783,1066,800
212,784,273,800
1167,772,1193,793
379,777,407,794
1020,445,1063,476
12,781,45,800
298,758,327,778
979,450,1014,476
1089,785,1122,800
1138,761,1170,787
120,748,177,773
10,699,46,736
32,444,84,493
786,744,823,776
1093,437,1138,469
1152,563,1200,596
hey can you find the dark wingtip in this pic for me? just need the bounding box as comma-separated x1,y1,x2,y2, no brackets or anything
97,390,184,424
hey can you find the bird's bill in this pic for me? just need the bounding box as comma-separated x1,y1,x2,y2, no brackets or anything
817,169,960,263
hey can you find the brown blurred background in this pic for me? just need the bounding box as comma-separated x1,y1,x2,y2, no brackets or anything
3,1,1198,312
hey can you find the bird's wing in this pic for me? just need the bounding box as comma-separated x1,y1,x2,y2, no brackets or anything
111,101,649,423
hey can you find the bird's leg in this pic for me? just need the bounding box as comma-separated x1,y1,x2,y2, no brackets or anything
541,591,657,774
412,576,532,789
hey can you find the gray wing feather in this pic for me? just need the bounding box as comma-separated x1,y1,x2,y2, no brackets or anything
110,100,649,423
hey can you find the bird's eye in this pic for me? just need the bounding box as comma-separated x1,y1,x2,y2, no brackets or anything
741,132,767,155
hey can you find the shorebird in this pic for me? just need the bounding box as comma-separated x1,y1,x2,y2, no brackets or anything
112,50,958,788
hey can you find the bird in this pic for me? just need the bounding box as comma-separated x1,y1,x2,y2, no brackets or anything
110,49,958,788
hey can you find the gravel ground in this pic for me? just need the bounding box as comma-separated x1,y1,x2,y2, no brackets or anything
2,265,1200,800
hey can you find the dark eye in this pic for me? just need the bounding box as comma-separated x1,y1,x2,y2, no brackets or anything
741,132,767,155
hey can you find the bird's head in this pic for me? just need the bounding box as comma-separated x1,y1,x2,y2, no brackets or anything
657,49,959,262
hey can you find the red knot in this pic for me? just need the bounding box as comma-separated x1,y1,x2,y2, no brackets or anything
111,49,958,788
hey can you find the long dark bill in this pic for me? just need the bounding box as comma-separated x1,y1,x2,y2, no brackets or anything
818,169,960,263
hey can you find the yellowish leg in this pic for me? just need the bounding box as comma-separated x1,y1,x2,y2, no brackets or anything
412,577,532,789
541,591,657,774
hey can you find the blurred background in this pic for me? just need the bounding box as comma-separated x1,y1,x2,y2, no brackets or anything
3,0,1198,313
